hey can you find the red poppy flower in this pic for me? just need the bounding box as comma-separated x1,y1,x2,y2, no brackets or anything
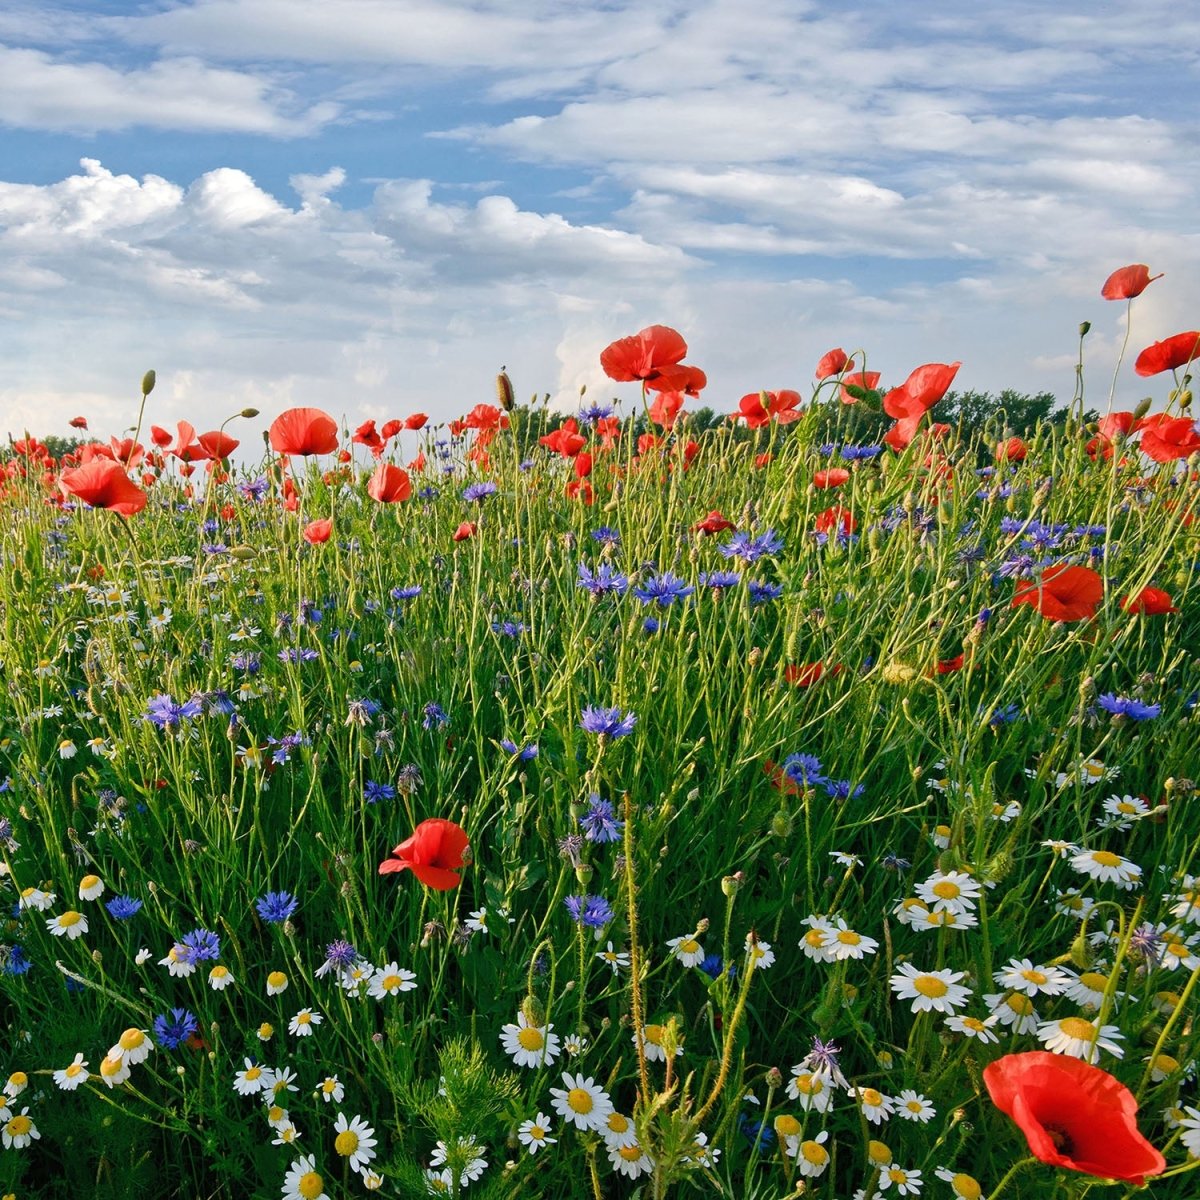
303,518,332,544
813,468,850,489
574,452,593,479
839,371,880,404
269,407,339,456
1100,264,1162,301
453,521,476,541
404,412,428,431
566,479,594,504
109,437,144,468
693,510,734,535
380,419,403,440
408,451,426,472
69,416,88,430
815,506,855,536
754,452,773,469
540,419,586,458
883,362,961,418
815,348,848,379
59,459,147,517
647,362,706,396
353,419,385,458
594,416,621,449
1011,564,1103,622
996,437,1027,463
199,431,238,461
366,463,412,503
464,403,508,432
1098,411,1135,440
378,817,470,890
983,1052,1165,1186
637,433,663,456
1134,331,1200,377
933,654,964,675
784,661,842,687
1135,414,1200,463
1121,586,1177,614
600,325,688,383
150,425,173,448
648,390,685,428
734,390,803,429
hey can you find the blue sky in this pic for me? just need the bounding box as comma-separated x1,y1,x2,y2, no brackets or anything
1,1,1197,439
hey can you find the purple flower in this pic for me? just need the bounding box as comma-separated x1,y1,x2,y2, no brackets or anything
1096,694,1160,721
564,894,613,928
180,928,220,962
153,1008,198,1050
462,481,499,503
577,561,629,597
580,797,623,843
255,891,297,924
718,529,784,564
143,693,204,730
580,706,637,738
632,572,693,608
423,702,450,730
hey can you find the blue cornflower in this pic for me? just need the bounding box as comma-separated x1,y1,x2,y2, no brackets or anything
322,940,358,970
144,693,205,730
230,652,261,674
1096,694,1161,721
491,620,527,638
418,485,439,500
181,928,221,962
277,647,319,663
580,796,623,843
564,895,613,929
642,617,660,635
841,444,883,460
462,481,499,503
986,703,1021,727
518,459,535,471
202,542,228,556
591,526,621,547
781,753,826,787
390,585,422,601
255,891,298,923
579,705,637,738
738,1111,775,1151
632,572,694,608
500,740,539,760
577,560,629,597
423,702,450,730
267,732,308,764
748,580,783,605
578,402,615,424
881,852,911,873
153,1008,199,1051
718,528,784,564
200,517,220,534
105,895,143,920
364,779,396,804
699,953,735,981
823,778,865,801
1,945,31,976
238,476,269,502
699,570,742,592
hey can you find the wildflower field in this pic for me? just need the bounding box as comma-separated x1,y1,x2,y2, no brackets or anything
1,269,1199,1200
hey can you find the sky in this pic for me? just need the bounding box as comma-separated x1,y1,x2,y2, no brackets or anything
0,0,1197,443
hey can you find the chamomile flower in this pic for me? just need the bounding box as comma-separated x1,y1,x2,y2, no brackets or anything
562,1033,588,1057
281,1155,327,1200
607,1139,653,1179
1147,1053,1181,1082
1177,1107,1200,1157
333,1112,377,1174
111,1027,152,1066
602,1111,638,1150
98,1053,131,1088
689,1131,720,1167
990,800,1021,823
934,1167,985,1200
1036,1015,1124,1062
944,1014,1001,1044
2,1107,38,1150
18,887,55,911
890,964,971,1014
666,933,705,967
794,1129,831,1176
930,825,951,850
826,921,879,960
160,944,197,977
745,935,775,969
1063,971,1116,1010
596,942,630,974
208,964,234,990
549,1072,613,1132
316,1076,344,1104
851,1087,893,1124
895,1090,935,1123
233,1059,267,1096
265,1066,299,1099
786,1069,835,1113
1101,794,1150,829
499,1012,561,1069
1160,931,1200,972
266,1104,292,1131
880,1165,923,1195
47,910,88,939
915,871,981,914
1070,848,1142,889
266,970,289,995
1053,889,1097,920
1041,839,1079,859
994,958,1070,997
984,992,1040,1034
52,1054,89,1091
368,962,417,999
78,874,105,901
868,1139,893,1168
272,1122,302,1147
799,916,837,962
640,1023,682,1062
288,1008,322,1037
258,1022,274,1042
4,1072,27,1100
517,1113,556,1155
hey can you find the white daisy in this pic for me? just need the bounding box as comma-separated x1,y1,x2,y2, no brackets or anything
333,1112,378,1174
851,1087,893,1124
232,1059,268,1097
53,1054,90,1091
640,1023,682,1062
1041,839,1079,858
798,916,837,962
826,921,878,961
98,1053,131,1088
1160,931,1200,972
895,1090,935,1123
915,871,982,915
517,1112,556,1155
47,910,88,939
429,1135,486,1186
794,1130,831,1176
944,1013,1000,1044
1177,1106,1200,1158
549,1073,613,1132
890,963,971,1014
2,1107,39,1150
78,874,105,901
1070,848,1142,889
602,1111,639,1150
786,1069,835,1113
368,962,417,999
316,1076,344,1105
266,970,289,995
934,1166,985,1200
990,801,1021,823
880,1165,924,1195
288,1008,322,1037
745,935,775,969
1169,877,1200,926
607,1139,653,1179
110,1027,152,1066
666,934,705,967
983,991,1040,1034
931,825,952,849
281,1154,326,1200
160,944,197,977
1036,1015,1124,1062
1063,970,1115,1009
499,1012,561,1069
595,942,630,974
993,958,1070,997
208,964,235,990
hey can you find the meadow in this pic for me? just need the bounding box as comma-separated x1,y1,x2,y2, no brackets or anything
1,272,1198,1199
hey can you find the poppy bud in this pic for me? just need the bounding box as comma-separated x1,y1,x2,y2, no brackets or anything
770,808,793,837
141,370,156,396
230,545,257,561
765,1066,783,1089
240,407,260,419
520,993,546,1027
496,371,515,412
1132,396,1153,422
1179,390,1193,410
1068,929,1092,969
574,863,593,885
721,874,741,897
1078,321,1091,337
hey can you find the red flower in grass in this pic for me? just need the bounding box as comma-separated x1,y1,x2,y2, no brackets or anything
813,468,850,489
1011,564,1103,622
366,463,412,503
270,407,339,456
932,654,964,675
453,521,477,542
815,347,848,379
69,416,88,430
600,324,688,384
59,459,147,517
693,510,734,535
983,1052,1165,1186
565,479,594,504
1099,411,1135,440
784,661,842,687
540,419,586,458
1121,586,1177,615
648,390,685,429
1101,264,1162,301
404,412,428,431
303,518,332,544
199,431,238,461
734,390,803,429
1134,331,1200,377
996,437,1027,463
883,361,961,418
380,419,403,440
1135,414,1200,463
378,818,470,890
150,425,173,448
815,505,855,536
353,419,385,458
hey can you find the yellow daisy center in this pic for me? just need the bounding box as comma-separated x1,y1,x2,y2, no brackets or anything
1091,850,1121,868
334,1130,359,1156
119,1029,145,1051
380,973,402,991
837,930,862,945
567,1088,594,1114
517,1028,544,1051
804,929,827,947
861,1088,883,1107
100,1057,123,1078
267,971,287,988
678,938,698,954
1079,972,1108,991
954,1173,982,1199
1059,1017,1096,1040
1005,993,1034,1015
889,1169,909,1185
7,1116,31,1136
644,1024,664,1045
868,1140,891,1165
774,1115,801,1137
1021,969,1047,985
801,1140,828,1165
244,1067,262,1081
914,975,949,998
932,880,961,899
618,1145,642,1162
298,1171,325,1199
80,875,100,891
65,1063,84,1078
607,1113,630,1133
7,1073,26,1089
